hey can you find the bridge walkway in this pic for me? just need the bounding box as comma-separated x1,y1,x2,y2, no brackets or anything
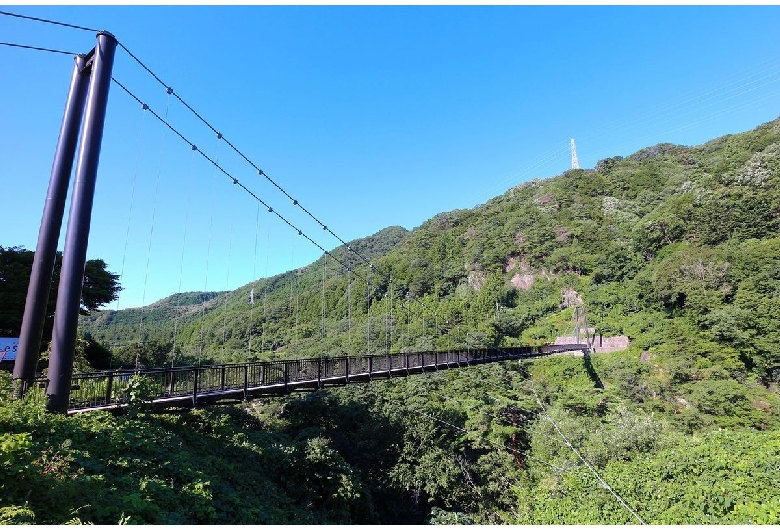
24,344,588,414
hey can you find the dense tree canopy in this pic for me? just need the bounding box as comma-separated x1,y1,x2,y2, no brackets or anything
0,246,121,339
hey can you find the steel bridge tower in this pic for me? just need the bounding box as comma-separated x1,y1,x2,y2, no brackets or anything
12,32,117,413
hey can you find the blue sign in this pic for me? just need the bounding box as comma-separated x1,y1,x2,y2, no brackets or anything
0,338,19,361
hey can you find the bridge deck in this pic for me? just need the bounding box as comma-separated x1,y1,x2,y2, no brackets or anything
24,345,589,414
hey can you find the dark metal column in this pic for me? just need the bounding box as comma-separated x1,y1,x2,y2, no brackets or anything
47,32,117,413
12,54,90,399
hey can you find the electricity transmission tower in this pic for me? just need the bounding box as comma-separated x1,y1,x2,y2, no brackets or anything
570,137,580,169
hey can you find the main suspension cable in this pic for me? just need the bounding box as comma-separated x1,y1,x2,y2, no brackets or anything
111,51,411,318
0,41,81,55
0,9,99,32
198,133,221,366
111,77,369,285
115,41,373,264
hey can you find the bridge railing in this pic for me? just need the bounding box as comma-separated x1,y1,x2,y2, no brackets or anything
389,353,406,371
292,359,319,383
21,343,587,412
325,357,348,379
248,363,264,387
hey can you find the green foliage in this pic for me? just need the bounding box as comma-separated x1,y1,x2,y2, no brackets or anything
427,506,476,524
0,247,121,339
64,117,780,390
0,398,379,524
122,375,158,415
0,431,31,466
9,117,780,523
0,503,36,524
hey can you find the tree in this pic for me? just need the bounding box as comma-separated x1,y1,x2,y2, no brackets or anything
81,259,121,314
0,247,33,337
0,246,121,339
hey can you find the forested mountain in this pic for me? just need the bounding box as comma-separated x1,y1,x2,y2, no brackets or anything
79,225,409,367
3,117,779,524
82,117,780,387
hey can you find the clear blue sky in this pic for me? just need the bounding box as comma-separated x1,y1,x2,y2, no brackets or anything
2,5,779,309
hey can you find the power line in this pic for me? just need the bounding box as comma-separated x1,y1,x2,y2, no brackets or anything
434,329,646,524
568,57,780,170
473,141,571,205
528,378,646,524
472,55,780,207
0,10,99,32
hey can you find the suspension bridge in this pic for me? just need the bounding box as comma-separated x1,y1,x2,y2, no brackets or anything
19,344,585,414
0,13,661,524
1,17,592,415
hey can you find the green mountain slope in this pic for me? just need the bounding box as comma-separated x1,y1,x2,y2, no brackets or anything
79,225,409,366
77,115,780,433
5,117,780,525
82,119,780,379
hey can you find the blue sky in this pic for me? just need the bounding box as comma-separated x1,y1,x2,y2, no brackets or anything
1,5,779,309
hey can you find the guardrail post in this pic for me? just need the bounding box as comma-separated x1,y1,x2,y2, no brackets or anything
104,372,113,405
345,356,350,384
169,371,176,396
192,368,199,408
284,363,289,393
243,364,248,401
318,358,323,389
434,350,438,371
368,357,373,381
220,364,226,391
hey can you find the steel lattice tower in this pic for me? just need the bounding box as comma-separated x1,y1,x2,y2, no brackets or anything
570,137,580,169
